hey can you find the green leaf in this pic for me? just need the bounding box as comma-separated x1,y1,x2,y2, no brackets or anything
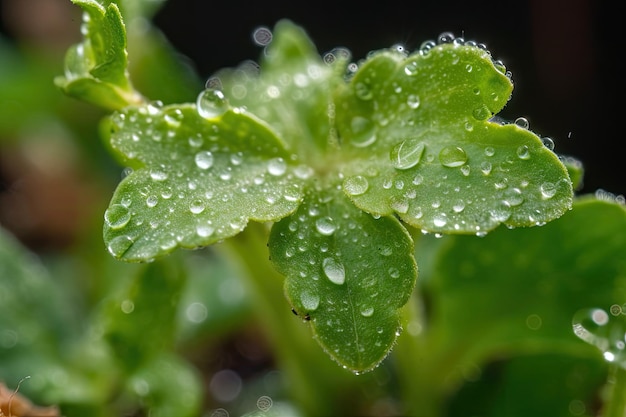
335,44,573,234
269,187,417,372
126,353,202,417
213,20,339,154
422,197,626,372
449,354,607,417
103,103,304,261
55,0,143,110
101,257,186,370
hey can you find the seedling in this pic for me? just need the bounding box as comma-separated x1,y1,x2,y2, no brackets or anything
55,0,574,374
26,0,623,416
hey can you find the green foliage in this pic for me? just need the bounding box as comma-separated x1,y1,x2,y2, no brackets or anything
0,0,624,416
54,0,142,110
84,7,573,373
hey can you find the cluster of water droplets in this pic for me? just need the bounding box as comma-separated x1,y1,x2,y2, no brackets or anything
573,305,626,367
343,115,566,234
104,101,308,259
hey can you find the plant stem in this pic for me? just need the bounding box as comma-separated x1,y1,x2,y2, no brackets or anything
602,364,626,417
394,292,448,417
217,222,354,416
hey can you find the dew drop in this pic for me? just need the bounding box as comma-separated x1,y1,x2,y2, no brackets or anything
188,135,203,148
437,31,455,44
433,214,448,227
503,187,524,207
146,195,158,207
516,145,531,160
300,291,320,311
514,117,529,129
390,139,426,170
197,88,229,119
252,26,272,46
344,176,369,196
407,94,421,109
540,182,557,199
472,105,491,121
267,157,287,176
323,257,346,285
360,306,374,317
355,82,373,100
404,61,418,76
542,137,555,151
489,201,511,223
439,146,468,167
390,196,409,214
195,151,214,170
104,204,131,229
572,307,626,366
484,147,495,157
190,199,206,214
350,116,377,147
196,224,214,237
480,161,492,175
149,169,168,181
315,216,337,236
107,235,133,258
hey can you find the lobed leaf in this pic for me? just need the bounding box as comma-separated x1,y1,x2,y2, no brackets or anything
103,103,305,261
423,197,626,369
213,20,339,155
55,0,142,110
269,187,417,372
335,43,573,234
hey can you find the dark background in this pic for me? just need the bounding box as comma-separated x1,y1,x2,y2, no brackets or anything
152,0,623,198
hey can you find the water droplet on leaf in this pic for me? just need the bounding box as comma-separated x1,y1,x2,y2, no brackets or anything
300,291,320,311
315,216,337,236
503,188,524,207
573,307,626,367
360,306,374,317
344,176,369,196
149,169,168,181
107,235,133,257
514,117,529,129
516,145,531,160
542,137,555,150
355,82,373,100
350,116,376,147
391,139,426,170
407,94,421,109
196,224,215,237
323,257,346,285
195,151,214,170
472,105,491,120
540,182,557,199
197,88,229,119
190,199,206,214
146,195,158,207
439,146,468,167
267,157,287,176
104,204,131,229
